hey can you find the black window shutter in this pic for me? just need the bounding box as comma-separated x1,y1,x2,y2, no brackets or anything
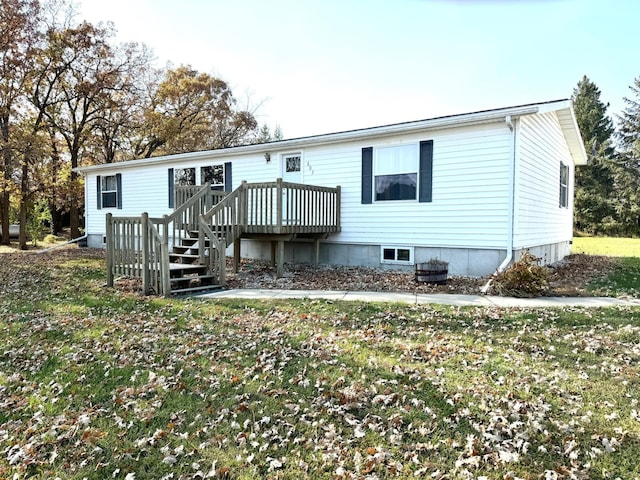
116,173,123,209
224,162,232,192
419,140,434,203
96,175,102,210
168,168,174,208
361,147,373,204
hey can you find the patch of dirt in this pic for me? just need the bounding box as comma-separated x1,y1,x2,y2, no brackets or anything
226,254,619,297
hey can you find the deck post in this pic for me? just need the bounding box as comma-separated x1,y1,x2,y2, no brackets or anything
336,186,341,230
314,238,320,266
233,239,241,273
219,241,227,287
276,178,283,234
241,181,248,230
270,241,276,267
141,212,150,295
106,213,114,287
276,240,284,278
161,214,171,296
160,241,170,296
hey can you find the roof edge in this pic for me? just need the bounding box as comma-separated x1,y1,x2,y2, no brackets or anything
76,99,575,173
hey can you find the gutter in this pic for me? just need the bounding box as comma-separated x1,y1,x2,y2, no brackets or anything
481,114,517,294
74,105,543,174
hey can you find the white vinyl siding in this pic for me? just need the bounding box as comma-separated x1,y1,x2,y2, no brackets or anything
303,122,512,249
85,154,275,235
85,121,511,250
515,112,574,249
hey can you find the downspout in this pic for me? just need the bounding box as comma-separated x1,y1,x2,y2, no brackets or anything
37,233,88,254
481,114,516,294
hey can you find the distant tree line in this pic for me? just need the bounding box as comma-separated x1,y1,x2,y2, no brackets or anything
0,0,281,248
572,75,640,236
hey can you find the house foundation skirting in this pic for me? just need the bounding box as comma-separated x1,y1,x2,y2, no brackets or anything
240,239,571,277
87,234,571,278
240,240,508,277
514,241,571,267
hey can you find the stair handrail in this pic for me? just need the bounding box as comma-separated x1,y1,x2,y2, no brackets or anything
143,212,171,295
147,183,218,254
198,215,227,286
144,183,214,295
200,182,246,249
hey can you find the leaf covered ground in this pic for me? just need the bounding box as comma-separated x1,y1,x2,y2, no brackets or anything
1,249,639,479
228,254,619,297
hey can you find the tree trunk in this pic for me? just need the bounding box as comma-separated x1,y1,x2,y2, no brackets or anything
19,161,28,250
0,188,9,245
1,115,11,245
49,203,63,235
69,169,80,238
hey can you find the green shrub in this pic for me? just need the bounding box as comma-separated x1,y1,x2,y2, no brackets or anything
27,199,52,247
490,250,550,297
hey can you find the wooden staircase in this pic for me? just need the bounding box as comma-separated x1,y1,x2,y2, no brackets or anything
168,233,223,295
106,179,341,297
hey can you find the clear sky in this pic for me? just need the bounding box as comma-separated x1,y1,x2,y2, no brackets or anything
77,0,640,139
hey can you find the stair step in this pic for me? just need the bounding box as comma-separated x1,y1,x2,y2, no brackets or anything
169,263,208,274
169,253,201,263
189,230,226,240
173,245,197,254
171,273,217,285
171,284,224,295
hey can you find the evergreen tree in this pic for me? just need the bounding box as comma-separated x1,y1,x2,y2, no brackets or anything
615,76,640,235
618,76,640,168
571,75,616,234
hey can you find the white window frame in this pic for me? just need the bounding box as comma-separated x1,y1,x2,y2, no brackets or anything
101,175,118,209
373,143,419,202
559,162,569,208
380,245,414,265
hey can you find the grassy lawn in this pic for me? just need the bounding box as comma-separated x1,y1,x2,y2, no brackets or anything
572,237,640,297
573,236,640,256
1,249,640,479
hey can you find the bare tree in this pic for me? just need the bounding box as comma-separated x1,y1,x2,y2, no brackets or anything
0,0,40,244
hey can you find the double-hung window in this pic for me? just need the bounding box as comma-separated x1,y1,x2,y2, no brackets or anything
361,140,433,204
374,144,418,201
101,175,118,208
97,173,122,209
559,162,569,208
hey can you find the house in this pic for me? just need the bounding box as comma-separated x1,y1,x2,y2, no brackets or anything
76,99,586,294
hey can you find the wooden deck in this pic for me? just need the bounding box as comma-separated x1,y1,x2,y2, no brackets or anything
106,179,341,295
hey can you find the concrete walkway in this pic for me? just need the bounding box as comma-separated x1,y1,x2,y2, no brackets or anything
197,288,640,307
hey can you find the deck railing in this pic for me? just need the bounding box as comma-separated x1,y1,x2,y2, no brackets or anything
105,212,170,295
242,179,341,233
106,179,341,295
